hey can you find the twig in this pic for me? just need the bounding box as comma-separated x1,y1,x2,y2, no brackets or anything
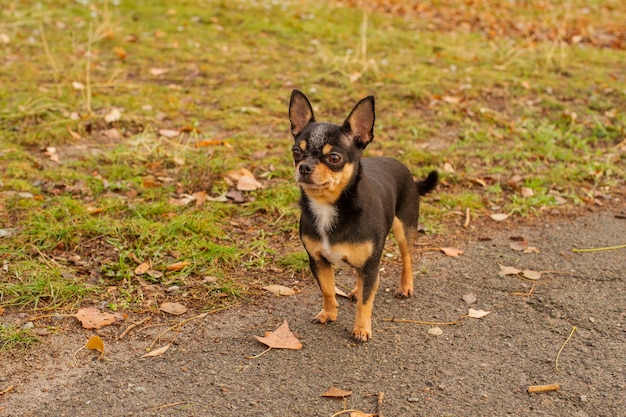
572,244,626,253
463,207,471,228
147,313,208,351
145,401,186,411
383,318,462,326
38,21,61,97
85,23,93,115
377,391,385,417
555,326,577,372
331,410,362,417
245,346,272,359
511,282,536,297
0,385,14,396
118,316,152,339
527,383,560,393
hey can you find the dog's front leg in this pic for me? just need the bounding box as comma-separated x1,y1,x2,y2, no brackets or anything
352,266,380,342
309,257,338,324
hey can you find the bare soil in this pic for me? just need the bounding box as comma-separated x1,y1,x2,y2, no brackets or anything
1,204,625,417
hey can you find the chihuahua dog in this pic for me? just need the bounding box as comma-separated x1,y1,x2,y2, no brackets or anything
289,90,438,342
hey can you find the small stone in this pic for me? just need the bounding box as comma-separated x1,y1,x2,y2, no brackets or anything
407,397,420,402
22,322,34,329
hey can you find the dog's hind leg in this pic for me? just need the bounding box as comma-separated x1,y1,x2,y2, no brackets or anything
392,217,414,298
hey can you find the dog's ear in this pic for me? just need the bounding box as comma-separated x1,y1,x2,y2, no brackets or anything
289,90,315,137
342,96,375,148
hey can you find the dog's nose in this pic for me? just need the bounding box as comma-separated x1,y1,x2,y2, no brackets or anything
299,163,313,176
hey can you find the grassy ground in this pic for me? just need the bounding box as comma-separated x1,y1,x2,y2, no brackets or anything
0,0,624,346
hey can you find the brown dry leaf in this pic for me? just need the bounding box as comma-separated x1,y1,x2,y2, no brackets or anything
166,261,190,271
75,308,122,330
134,261,151,275
113,46,127,60
468,308,491,319
150,68,168,76
490,213,509,222
524,246,541,254
498,265,521,277
350,412,375,417
320,387,352,398
262,285,297,297
335,286,349,298
0,306,4,315
141,344,170,358
521,187,534,197
442,95,462,104
158,128,179,138
86,335,105,359
428,326,443,336
441,247,464,257
104,108,121,123
142,175,160,188
510,240,528,251
255,320,303,350
522,270,542,280
159,302,187,315
462,292,477,305
44,147,59,163
224,168,264,191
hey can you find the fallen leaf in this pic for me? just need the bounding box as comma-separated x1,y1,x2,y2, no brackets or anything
72,81,85,90
150,68,169,76
349,412,375,417
86,335,105,359
75,308,122,329
262,285,297,296
490,213,509,222
44,147,59,163
335,286,349,298
159,302,187,315
101,128,121,140
468,308,491,319
158,128,180,138
524,246,541,254
462,292,477,305
510,239,528,251
134,261,151,275
521,187,534,197
224,168,264,191
166,261,190,271
112,46,127,59
522,270,542,280
320,387,352,397
428,326,443,335
255,320,302,350
141,344,170,358
104,108,121,123
0,306,4,315
498,265,521,277
442,95,461,104
441,247,464,257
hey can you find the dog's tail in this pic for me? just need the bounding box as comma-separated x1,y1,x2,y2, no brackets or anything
416,170,438,196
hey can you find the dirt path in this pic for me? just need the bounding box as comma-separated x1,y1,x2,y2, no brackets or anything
1,207,625,416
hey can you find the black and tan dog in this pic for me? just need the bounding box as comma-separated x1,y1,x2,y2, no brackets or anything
288,90,438,342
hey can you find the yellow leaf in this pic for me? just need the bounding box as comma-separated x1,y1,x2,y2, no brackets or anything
86,335,105,360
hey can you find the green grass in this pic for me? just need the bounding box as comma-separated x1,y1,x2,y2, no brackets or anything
0,324,40,350
0,0,624,324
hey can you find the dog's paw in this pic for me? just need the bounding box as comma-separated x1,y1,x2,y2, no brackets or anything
351,326,372,342
348,287,358,302
395,286,413,299
312,309,337,324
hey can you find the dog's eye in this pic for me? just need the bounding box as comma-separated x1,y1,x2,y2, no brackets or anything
292,148,302,159
327,153,342,164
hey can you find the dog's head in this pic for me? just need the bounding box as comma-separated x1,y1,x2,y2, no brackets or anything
288,90,375,204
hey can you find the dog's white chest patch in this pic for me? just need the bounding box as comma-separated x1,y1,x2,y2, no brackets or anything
308,199,337,236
